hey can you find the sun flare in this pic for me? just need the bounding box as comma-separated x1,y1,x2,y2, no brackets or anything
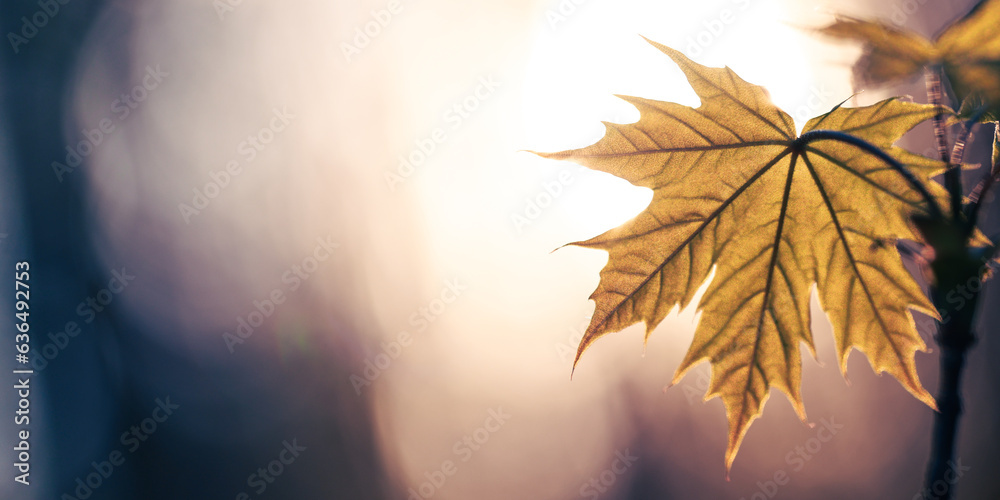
521,0,829,237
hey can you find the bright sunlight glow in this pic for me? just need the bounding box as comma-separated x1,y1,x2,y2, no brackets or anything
521,0,825,238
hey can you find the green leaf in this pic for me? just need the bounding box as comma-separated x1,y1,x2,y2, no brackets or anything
956,94,999,123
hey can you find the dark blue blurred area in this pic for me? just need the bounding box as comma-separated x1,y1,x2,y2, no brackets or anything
0,2,392,498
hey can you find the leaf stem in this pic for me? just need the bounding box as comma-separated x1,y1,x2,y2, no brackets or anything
925,66,963,221
950,124,973,166
967,174,995,231
964,123,999,232
796,129,944,220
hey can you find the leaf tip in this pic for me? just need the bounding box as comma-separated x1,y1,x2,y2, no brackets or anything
670,359,699,388
571,332,595,379
724,450,738,479
922,392,939,412
640,36,695,67
571,353,582,379
790,397,809,424
549,242,576,254
837,347,853,382
903,376,937,411
531,149,571,161
841,367,852,387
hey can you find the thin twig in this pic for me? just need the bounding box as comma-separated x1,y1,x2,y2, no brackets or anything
926,66,962,220
965,123,1000,229
967,175,995,230
950,126,973,166
951,103,989,166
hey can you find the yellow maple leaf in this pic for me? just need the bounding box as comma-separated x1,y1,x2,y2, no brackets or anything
819,0,1000,113
537,38,949,472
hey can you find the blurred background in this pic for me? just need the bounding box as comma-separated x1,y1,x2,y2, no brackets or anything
0,0,997,498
